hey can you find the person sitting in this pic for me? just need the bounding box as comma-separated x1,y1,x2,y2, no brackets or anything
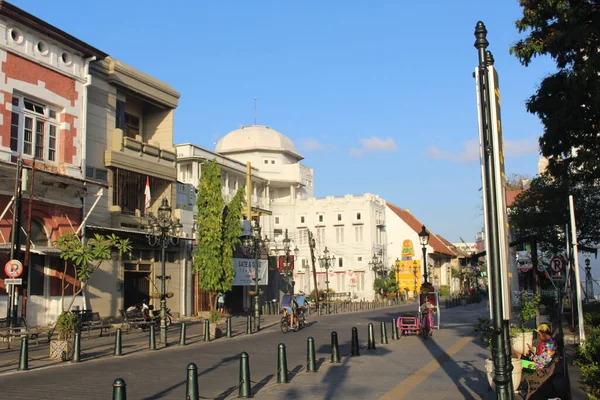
420,295,436,334
281,291,297,329
513,324,557,372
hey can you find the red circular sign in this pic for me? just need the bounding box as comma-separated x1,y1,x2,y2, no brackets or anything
4,259,23,278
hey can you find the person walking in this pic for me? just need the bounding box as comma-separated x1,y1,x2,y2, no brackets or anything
217,292,226,314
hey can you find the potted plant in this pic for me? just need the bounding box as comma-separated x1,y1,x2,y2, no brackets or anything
511,291,540,355
49,312,79,361
474,317,523,393
165,292,175,299
209,310,223,339
150,291,161,299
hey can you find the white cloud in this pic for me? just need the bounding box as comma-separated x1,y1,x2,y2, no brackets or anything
426,138,538,163
301,138,336,151
349,137,398,157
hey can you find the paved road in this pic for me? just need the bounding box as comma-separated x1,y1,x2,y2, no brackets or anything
0,303,487,399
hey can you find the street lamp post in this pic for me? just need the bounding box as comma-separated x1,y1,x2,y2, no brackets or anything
242,220,268,332
412,264,418,298
418,225,430,285
145,198,182,347
585,258,594,301
318,247,335,314
395,258,402,299
280,229,299,294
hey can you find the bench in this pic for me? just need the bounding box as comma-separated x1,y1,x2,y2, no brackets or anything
119,309,156,332
0,317,42,348
79,312,112,337
519,355,560,399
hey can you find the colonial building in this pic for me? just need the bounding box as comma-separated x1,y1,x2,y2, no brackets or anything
385,203,456,296
0,1,107,326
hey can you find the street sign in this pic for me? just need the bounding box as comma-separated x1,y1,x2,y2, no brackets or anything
550,256,565,273
4,259,23,278
350,277,357,285
4,278,22,285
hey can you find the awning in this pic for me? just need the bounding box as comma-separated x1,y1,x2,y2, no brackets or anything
0,244,61,255
87,225,194,240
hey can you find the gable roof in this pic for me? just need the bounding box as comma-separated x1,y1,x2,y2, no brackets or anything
386,203,456,257
506,190,523,207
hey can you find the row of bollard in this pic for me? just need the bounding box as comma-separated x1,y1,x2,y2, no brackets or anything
444,293,484,308
110,318,400,399
315,298,402,315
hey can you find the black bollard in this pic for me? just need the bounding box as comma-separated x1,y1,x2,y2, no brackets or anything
246,315,252,334
179,322,187,346
226,316,232,338
204,319,210,342
149,324,156,350
307,337,317,372
186,362,199,400
112,378,127,400
114,328,123,356
351,327,360,356
391,318,399,340
72,331,81,363
18,336,28,371
239,352,252,398
330,331,341,363
367,323,376,350
277,343,289,383
380,321,388,344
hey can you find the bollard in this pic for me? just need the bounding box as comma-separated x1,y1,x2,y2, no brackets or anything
351,327,360,356
17,336,28,371
391,318,399,340
226,316,232,338
380,321,388,344
204,319,210,342
246,315,252,334
179,322,187,346
186,362,199,400
239,352,252,398
114,328,123,356
149,324,156,350
112,378,127,400
330,331,341,363
277,343,289,384
307,337,317,372
367,323,376,350
72,331,81,363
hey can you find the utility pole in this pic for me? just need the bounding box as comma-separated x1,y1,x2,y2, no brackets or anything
308,230,319,310
22,160,35,318
8,156,23,326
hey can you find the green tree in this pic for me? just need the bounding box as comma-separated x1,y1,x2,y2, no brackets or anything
55,232,131,313
193,159,245,310
508,172,600,250
374,275,397,298
510,0,600,183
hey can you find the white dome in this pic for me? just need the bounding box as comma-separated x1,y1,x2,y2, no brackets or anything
215,125,303,160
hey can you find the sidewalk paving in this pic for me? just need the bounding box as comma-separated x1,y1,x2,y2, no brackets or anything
0,313,282,375
249,303,495,400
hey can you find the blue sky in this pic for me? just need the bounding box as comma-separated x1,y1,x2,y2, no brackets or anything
16,0,556,244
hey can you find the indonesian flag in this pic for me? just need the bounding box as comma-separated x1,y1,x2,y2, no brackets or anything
144,177,151,211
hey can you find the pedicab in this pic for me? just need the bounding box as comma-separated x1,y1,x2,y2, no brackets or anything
396,284,440,337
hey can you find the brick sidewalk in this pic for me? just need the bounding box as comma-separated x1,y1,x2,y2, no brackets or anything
0,314,281,375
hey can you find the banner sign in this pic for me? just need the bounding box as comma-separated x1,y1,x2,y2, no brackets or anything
401,240,415,258
232,258,269,286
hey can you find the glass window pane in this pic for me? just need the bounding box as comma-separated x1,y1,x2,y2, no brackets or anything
10,112,19,151
35,120,44,159
23,117,33,155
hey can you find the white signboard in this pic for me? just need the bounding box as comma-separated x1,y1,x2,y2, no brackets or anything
232,258,269,286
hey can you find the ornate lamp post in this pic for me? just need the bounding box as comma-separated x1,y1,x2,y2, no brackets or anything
585,258,594,301
318,247,335,314
418,225,430,285
369,253,383,278
242,219,267,332
145,198,182,347
412,264,418,298
395,258,402,299
280,229,299,294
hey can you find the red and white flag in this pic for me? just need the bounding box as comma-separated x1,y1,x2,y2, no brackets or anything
144,177,151,211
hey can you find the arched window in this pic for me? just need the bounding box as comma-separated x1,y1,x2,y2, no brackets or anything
19,218,49,247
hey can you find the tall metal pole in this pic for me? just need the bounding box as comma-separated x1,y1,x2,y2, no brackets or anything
8,157,23,326
308,231,319,309
325,261,330,314
569,195,585,344
254,239,260,332
422,245,428,284
474,21,512,399
160,243,167,346
23,160,35,319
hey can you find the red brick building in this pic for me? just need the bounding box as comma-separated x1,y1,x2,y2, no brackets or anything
0,1,106,326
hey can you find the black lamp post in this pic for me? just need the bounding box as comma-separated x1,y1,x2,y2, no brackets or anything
242,219,267,332
585,258,594,301
395,258,402,299
145,198,182,347
418,225,430,285
280,229,298,294
412,264,418,298
318,247,335,314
